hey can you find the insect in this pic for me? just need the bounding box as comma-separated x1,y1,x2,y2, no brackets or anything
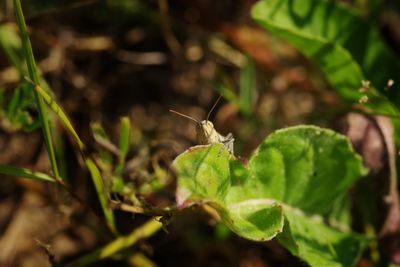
170,96,235,155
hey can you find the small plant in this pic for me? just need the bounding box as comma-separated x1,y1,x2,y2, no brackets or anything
1,0,400,266
173,126,367,266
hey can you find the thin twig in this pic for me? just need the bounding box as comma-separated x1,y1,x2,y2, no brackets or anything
111,201,176,217
36,240,59,267
158,0,181,56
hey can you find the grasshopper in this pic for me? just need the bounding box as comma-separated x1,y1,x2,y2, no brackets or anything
170,96,235,155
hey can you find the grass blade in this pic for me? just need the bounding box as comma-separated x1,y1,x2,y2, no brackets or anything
65,219,162,267
86,158,118,234
13,4,116,234
112,116,130,192
13,0,60,179
27,79,118,234
31,82,85,150
0,164,55,182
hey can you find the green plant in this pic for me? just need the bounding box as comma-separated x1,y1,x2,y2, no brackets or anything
1,0,399,266
0,1,163,264
251,0,400,123
172,1,400,266
173,126,367,266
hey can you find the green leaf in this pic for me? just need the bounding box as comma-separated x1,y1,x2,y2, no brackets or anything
11,0,117,236
248,126,366,215
112,116,130,193
0,164,55,182
24,81,117,234
251,0,400,115
14,0,60,181
5,80,40,131
31,82,85,150
0,24,25,75
173,126,366,266
86,158,118,235
279,210,365,267
91,122,114,168
279,187,364,266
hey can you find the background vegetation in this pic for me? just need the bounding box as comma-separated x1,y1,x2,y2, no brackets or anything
1,0,400,266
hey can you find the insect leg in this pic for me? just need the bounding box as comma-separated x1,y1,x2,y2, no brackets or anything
221,133,234,155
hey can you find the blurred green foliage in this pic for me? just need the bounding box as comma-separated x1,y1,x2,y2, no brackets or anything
252,0,400,116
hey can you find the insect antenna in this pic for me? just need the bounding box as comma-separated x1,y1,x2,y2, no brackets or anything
206,95,222,122
169,110,201,125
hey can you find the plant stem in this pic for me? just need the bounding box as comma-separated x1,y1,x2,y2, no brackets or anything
13,0,60,179
111,201,176,216
65,219,163,267
24,78,118,235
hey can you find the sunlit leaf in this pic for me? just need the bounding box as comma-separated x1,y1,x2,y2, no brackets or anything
251,0,400,115
173,126,366,266
0,164,55,182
